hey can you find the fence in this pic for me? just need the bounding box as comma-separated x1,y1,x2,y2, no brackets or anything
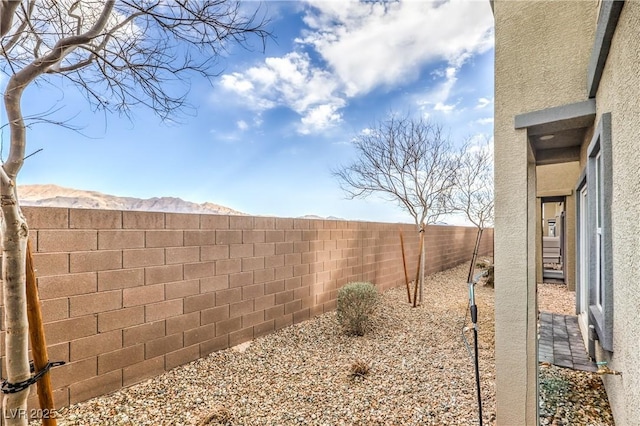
0,207,493,412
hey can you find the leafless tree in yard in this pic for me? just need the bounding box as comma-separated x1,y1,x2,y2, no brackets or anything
333,114,460,306
452,138,493,425
0,2,269,424
452,138,494,230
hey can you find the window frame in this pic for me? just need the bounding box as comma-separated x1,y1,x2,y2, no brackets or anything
586,112,614,352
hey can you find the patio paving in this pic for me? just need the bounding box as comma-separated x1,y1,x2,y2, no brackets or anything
538,311,598,372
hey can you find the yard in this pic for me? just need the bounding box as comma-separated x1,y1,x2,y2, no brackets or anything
31,262,616,425
49,262,496,425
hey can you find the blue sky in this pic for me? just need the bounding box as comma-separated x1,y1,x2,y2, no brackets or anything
2,1,495,224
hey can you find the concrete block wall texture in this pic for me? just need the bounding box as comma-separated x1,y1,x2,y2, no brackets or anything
0,207,493,412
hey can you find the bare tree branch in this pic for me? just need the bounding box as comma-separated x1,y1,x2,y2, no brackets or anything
1,1,35,53
0,2,272,423
3,2,115,179
452,138,494,229
1,1,271,120
333,114,460,227
0,1,21,38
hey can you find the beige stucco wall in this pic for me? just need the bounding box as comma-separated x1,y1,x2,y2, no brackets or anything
493,1,596,424
588,2,640,424
537,163,581,197
537,162,581,290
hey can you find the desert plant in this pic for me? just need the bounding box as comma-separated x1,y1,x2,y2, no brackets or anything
485,265,494,288
476,260,488,269
336,282,379,336
198,406,232,426
349,359,371,378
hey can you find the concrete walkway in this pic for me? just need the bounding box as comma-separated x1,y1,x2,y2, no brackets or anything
538,311,598,372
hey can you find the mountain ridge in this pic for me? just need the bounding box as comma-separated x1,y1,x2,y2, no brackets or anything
17,184,245,216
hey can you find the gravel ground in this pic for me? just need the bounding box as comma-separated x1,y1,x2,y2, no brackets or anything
35,267,613,425
539,364,614,426
49,263,497,425
538,282,576,316
538,283,614,426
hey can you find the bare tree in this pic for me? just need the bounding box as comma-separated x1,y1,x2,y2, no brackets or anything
453,138,494,230
333,114,460,305
452,139,493,426
0,2,269,424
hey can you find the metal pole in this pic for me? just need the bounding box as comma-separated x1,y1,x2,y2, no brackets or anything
469,282,483,426
467,227,484,426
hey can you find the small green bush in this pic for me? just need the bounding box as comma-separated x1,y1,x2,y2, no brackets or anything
336,282,379,336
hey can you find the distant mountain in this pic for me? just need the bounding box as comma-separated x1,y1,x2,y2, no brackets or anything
298,214,344,221
17,184,244,216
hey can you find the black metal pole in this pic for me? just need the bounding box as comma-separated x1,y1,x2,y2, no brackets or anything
471,300,483,426
467,227,484,426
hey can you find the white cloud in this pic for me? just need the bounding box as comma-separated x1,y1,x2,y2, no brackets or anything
298,0,494,96
221,74,254,94
475,117,494,125
299,104,343,135
220,73,275,111
475,97,492,109
220,52,345,134
417,66,460,113
236,120,249,131
219,0,494,134
433,102,457,113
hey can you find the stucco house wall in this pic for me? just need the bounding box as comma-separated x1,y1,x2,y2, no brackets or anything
587,2,640,423
493,1,597,424
495,0,640,424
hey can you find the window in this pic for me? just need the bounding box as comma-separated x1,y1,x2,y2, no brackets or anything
548,219,556,237
594,151,603,309
586,113,613,352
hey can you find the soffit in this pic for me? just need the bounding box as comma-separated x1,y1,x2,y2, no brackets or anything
514,100,596,166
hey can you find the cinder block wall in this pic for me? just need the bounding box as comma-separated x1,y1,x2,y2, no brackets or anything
0,207,493,411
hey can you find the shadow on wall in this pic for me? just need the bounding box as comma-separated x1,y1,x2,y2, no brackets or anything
1,206,493,415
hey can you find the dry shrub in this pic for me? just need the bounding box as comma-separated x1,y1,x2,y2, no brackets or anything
476,260,489,269
336,282,379,336
485,265,494,287
349,359,370,378
198,406,232,426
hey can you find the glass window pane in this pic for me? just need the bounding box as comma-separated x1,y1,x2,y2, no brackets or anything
596,152,602,228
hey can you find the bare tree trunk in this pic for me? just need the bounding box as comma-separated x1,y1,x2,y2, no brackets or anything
413,227,424,308
419,223,425,306
0,3,271,424
1,182,31,426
